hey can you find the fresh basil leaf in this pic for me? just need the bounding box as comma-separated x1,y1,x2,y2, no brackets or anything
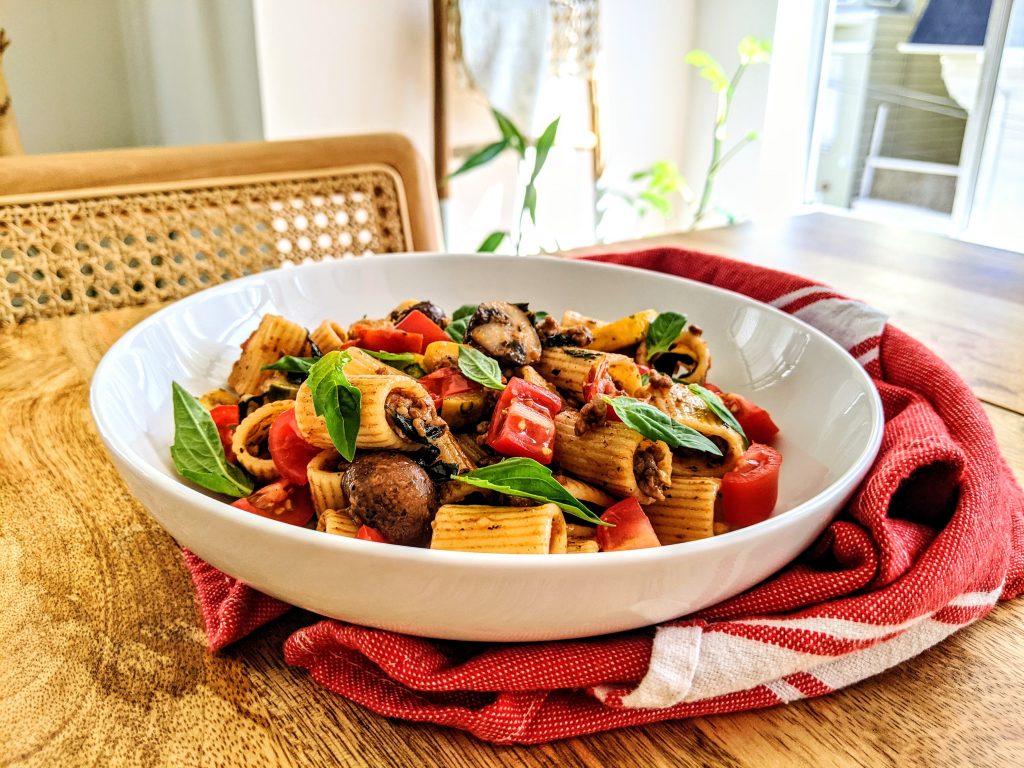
307,351,361,461
457,345,505,390
362,348,425,377
646,312,688,359
604,396,722,456
532,311,549,324
641,373,650,387
452,458,606,525
447,139,510,179
170,382,253,497
261,355,316,375
446,304,478,343
689,383,748,446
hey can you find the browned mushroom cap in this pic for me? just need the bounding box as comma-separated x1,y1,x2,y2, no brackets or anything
388,300,448,328
465,301,542,365
343,452,437,546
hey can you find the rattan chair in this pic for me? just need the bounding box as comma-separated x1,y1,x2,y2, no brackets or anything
0,134,441,326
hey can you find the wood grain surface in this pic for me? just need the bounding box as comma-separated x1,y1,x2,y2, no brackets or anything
2,213,1022,767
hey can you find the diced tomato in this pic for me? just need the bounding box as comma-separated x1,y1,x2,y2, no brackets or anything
356,525,389,543
267,408,321,485
596,498,661,551
231,480,314,527
210,404,239,463
395,309,450,346
487,400,557,463
419,367,481,408
582,358,622,422
358,328,425,355
721,443,783,529
721,393,780,444
703,382,723,394
495,377,562,419
637,364,651,375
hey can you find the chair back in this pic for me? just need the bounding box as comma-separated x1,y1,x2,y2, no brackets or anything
0,134,441,325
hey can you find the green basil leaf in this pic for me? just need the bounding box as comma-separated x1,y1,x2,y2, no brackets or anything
689,383,748,447
446,304,478,343
447,139,510,180
646,311,688,359
640,373,650,387
477,230,508,253
604,396,722,456
261,355,316,375
170,382,253,497
307,351,361,461
457,345,505,390
452,458,607,525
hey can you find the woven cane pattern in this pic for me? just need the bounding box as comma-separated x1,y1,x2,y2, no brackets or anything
0,169,407,325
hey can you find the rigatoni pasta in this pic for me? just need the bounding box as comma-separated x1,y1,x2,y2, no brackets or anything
170,296,783,554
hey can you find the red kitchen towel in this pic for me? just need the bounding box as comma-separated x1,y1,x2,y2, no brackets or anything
182,247,1024,744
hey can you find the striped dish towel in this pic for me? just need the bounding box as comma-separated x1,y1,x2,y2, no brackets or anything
183,247,1024,744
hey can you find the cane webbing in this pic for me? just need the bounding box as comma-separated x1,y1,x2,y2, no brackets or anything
0,167,409,325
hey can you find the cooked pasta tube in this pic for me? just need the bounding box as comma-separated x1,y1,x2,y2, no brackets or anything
228,314,308,396
435,430,476,473
535,347,603,396
200,388,238,409
587,310,658,352
561,310,604,330
307,448,349,515
566,523,599,554
649,384,745,468
343,347,405,376
646,477,721,544
310,320,348,353
294,374,444,451
671,454,728,479
430,504,567,554
518,364,560,394
454,433,490,465
553,410,672,504
231,400,292,481
657,328,711,384
320,508,360,538
553,474,617,507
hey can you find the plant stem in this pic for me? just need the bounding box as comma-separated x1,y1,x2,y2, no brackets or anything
691,63,748,229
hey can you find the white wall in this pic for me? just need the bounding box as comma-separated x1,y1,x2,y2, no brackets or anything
1,0,262,154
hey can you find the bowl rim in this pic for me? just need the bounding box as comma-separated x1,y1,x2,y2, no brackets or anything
90,252,885,569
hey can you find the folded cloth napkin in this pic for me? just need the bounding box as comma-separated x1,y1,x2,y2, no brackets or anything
182,247,1024,744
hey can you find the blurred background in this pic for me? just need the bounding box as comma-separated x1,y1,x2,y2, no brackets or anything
1,0,1021,253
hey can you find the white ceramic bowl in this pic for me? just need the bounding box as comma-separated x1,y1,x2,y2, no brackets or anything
91,254,883,642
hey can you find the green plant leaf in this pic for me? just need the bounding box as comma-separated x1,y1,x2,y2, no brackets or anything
685,49,728,91
457,344,505,390
738,36,772,65
477,231,508,253
307,351,361,461
261,355,316,375
530,117,560,184
638,191,672,218
523,183,538,224
362,348,425,377
689,383,748,446
604,396,722,455
491,108,527,156
448,139,510,179
170,381,253,497
446,304,477,343
646,311,688,358
451,457,607,525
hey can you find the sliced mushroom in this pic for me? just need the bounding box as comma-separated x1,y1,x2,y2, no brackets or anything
388,300,448,328
465,301,542,365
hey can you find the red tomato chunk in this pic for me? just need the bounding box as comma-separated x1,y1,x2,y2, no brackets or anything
356,525,389,543
358,328,424,355
596,498,661,551
394,309,450,347
210,404,239,463
721,443,782,529
232,480,314,527
721,392,779,444
268,408,321,485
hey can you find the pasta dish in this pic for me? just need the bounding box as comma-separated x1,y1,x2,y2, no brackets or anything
169,300,782,554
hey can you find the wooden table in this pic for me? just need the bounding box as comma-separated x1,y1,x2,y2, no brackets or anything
2,212,1021,767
